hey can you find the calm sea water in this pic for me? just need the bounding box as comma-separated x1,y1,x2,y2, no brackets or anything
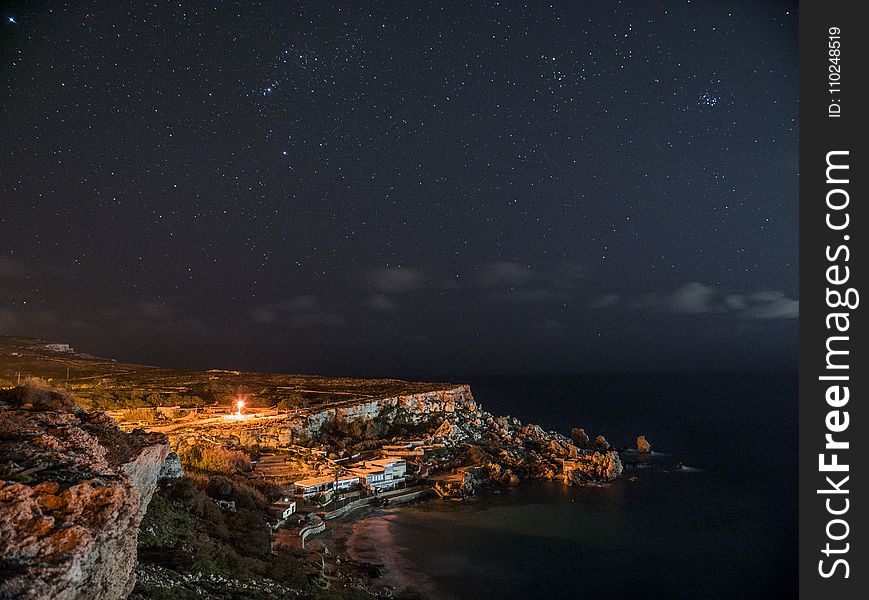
367,372,798,600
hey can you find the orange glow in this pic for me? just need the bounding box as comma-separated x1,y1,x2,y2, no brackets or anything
235,399,245,417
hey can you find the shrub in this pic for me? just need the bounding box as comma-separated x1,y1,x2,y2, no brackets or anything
121,407,160,423
177,444,250,474
0,380,77,412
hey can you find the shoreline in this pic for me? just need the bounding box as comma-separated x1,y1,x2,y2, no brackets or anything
301,453,687,597
306,505,440,598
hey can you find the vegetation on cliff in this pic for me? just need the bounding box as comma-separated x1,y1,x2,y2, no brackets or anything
133,476,425,600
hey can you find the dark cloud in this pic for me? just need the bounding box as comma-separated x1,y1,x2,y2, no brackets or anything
369,267,424,293
0,308,19,331
252,295,321,323
286,312,344,329
365,294,397,312
476,262,536,288
279,295,318,312
484,288,568,305
590,293,620,308
0,256,25,279
135,301,176,321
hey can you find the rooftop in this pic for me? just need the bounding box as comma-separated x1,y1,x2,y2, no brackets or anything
367,457,405,468
293,474,359,488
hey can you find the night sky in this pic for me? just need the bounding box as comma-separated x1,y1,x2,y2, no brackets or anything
0,1,798,377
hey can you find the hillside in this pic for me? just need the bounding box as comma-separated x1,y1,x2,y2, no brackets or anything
0,336,456,412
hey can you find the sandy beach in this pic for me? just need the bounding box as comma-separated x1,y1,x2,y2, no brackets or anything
321,509,439,598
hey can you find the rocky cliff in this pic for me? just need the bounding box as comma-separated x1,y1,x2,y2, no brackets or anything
301,384,475,437
167,382,622,487
412,394,623,487
169,385,477,449
0,384,170,600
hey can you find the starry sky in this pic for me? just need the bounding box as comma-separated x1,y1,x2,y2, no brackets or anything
0,1,798,377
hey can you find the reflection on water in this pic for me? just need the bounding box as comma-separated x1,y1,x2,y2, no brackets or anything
349,373,797,600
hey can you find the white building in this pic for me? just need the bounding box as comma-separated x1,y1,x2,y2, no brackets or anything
350,458,407,492
43,343,73,353
292,474,360,498
268,499,297,520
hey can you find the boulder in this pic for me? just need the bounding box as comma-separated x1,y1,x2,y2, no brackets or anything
570,428,590,448
594,435,610,452
157,451,184,480
636,435,652,454
565,450,624,484
547,439,569,458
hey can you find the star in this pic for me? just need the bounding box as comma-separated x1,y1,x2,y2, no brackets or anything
7,16,16,24
697,91,720,107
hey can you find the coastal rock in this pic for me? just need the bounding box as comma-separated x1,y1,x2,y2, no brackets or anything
636,435,652,454
547,439,570,458
0,385,170,600
594,435,610,452
304,385,476,438
570,428,590,448
521,423,546,441
565,450,623,484
163,385,478,449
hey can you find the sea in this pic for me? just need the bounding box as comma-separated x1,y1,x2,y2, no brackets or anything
342,371,798,600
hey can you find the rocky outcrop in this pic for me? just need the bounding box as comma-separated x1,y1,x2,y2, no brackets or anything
157,452,183,481
302,385,476,437
0,385,170,600
166,385,478,451
594,435,610,452
570,427,590,448
565,451,624,483
413,391,623,490
636,435,651,454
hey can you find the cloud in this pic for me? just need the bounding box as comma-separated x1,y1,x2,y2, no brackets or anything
369,267,424,293
286,312,344,329
365,294,397,312
252,295,320,323
475,261,587,298
251,307,277,324
596,282,799,320
279,295,318,312
477,262,535,287
669,282,719,314
485,288,567,305
0,308,20,331
250,296,342,328
590,293,620,308
740,292,799,320
0,256,25,279
135,301,175,321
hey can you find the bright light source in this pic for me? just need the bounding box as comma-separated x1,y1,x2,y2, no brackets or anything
235,399,245,417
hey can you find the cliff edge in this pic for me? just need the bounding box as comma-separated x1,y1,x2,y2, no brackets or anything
0,383,170,600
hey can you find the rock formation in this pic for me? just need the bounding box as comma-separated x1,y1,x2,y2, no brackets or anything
0,384,170,600
636,435,651,454
565,451,624,483
167,385,477,450
570,427,590,448
157,451,183,480
594,434,610,452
